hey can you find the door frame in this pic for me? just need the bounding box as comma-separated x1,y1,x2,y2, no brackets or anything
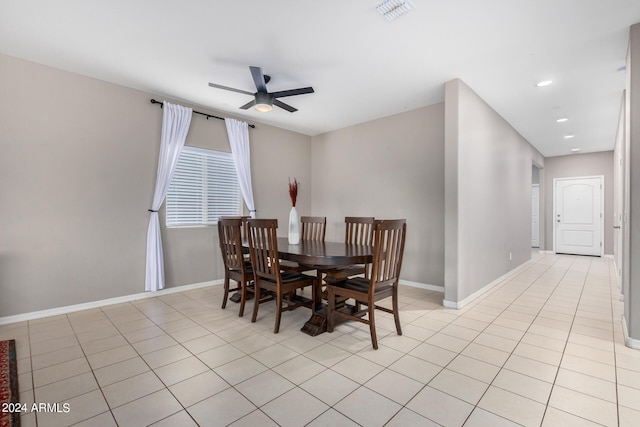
531,184,540,248
552,175,604,257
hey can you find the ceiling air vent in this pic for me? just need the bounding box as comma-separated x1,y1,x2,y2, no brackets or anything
376,0,413,21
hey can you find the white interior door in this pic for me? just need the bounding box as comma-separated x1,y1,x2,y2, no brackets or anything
532,184,540,248
554,177,603,256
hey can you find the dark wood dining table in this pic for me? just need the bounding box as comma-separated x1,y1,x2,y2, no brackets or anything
272,238,374,336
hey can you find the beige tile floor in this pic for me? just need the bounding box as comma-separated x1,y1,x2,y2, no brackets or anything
2,252,640,426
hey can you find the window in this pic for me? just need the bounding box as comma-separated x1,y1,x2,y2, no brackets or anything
166,146,242,227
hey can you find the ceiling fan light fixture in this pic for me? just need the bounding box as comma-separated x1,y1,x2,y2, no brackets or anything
254,103,273,113
254,92,274,112
536,80,553,87
376,0,413,21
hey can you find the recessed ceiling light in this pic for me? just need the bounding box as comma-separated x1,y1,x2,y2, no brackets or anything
536,80,553,87
564,135,575,139
556,118,568,123
571,148,580,152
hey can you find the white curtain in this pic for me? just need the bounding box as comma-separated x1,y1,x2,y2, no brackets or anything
145,102,192,291
225,118,256,218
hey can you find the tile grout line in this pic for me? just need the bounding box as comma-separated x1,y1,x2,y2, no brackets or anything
540,257,622,425
381,253,567,426
25,320,36,426
538,256,599,426
611,258,623,426
101,300,205,426
132,288,310,426
457,253,574,425
74,305,138,426
372,254,561,425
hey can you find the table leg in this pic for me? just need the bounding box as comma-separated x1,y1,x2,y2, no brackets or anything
229,290,254,303
301,269,326,336
300,268,360,336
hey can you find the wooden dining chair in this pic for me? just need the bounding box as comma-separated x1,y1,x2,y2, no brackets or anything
343,216,375,277
326,219,407,349
281,216,326,273
322,217,375,304
247,219,316,333
220,216,253,303
301,216,326,241
345,216,375,246
217,218,253,317
220,215,250,240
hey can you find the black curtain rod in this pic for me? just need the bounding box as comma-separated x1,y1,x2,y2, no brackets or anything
150,99,255,128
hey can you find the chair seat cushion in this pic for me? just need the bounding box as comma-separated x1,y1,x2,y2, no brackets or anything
338,277,393,294
260,271,314,284
280,271,315,283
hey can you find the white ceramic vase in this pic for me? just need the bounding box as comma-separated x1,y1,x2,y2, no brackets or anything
288,206,300,244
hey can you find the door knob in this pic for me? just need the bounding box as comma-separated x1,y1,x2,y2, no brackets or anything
614,226,621,229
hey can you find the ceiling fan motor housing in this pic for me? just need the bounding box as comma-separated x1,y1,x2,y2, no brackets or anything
255,91,274,105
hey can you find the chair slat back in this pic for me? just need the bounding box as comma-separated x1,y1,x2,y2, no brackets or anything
370,219,407,286
301,216,326,242
220,216,250,240
248,219,281,282
345,217,375,245
218,218,246,271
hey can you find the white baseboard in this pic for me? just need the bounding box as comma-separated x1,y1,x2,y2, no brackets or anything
400,280,444,293
442,260,532,310
0,280,223,326
537,250,613,258
622,315,640,350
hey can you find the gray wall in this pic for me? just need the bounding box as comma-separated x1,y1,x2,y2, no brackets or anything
0,54,311,317
542,152,615,255
444,79,545,305
624,23,640,341
2,52,622,320
310,105,445,287
250,124,312,225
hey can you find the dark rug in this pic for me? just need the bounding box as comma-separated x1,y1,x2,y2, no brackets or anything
0,339,20,427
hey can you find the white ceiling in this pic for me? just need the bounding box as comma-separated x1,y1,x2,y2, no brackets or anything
2,0,639,157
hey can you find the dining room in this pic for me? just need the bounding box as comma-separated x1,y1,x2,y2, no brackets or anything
9,41,619,328
2,38,640,425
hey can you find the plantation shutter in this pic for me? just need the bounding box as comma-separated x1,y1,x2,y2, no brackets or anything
166,146,242,226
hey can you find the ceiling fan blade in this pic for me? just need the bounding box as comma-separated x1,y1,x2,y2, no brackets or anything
271,87,315,98
239,99,256,110
208,82,254,96
249,66,267,93
274,99,298,113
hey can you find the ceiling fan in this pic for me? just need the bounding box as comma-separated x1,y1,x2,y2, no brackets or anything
208,66,314,113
